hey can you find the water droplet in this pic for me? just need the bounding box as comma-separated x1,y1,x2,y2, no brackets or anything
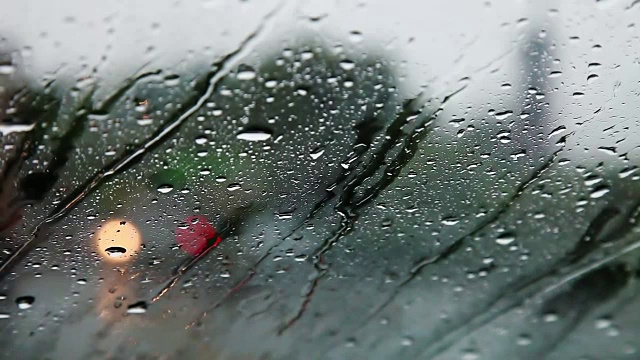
619,167,638,178
590,185,610,199
606,326,620,337
584,175,603,186
310,147,325,160
105,246,127,258
0,313,10,319
496,233,516,246
597,146,616,155
157,184,174,194
137,117,153,126
339,60,355,71
236,129,272,141
462,350,479,360
16,296,35,310
276,211,293,219
265,79,278,88
134,99,149,112
595,317,612,329
543,312,559,322
164,74,180,86
401,337,414,346
227,183,241,191
127,301,147,314
441,217,460,225
0,64,16,74
0,123,36,135
516,334,532,346
236,65,257,80
497,130,512,143
349,31,363,43
494,111,513,120
548,125,566,138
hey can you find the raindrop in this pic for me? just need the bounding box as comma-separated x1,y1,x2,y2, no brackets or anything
595,317,612,329
105,246,127,258
157,184,174,194
401,337,414,346
265,79,278,88
494,110,513,120
164,74,180,86
127,301,147,314
134,99,149,112
236,65,257,80
462,350,479,360
597,146,616,155
137,118,153,126
310,147,325,160
543,312,559,322
349,31,363,43
0,123,36,135
236,129,272,141
619,167,638,178
496,233,516,246
516,334,532,346
15,296,35,310
590,185,610,199
300,51,314,61
548,125,566,138
497,130,512,143
276,211,293,219
339,60,356,71
584,175,603,186
0,64,16,74
441,217,460,225
227,183,241,191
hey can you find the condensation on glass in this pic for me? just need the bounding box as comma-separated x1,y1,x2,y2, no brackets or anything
0,0,639,359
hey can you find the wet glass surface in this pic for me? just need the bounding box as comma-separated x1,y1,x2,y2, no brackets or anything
1,1,640,359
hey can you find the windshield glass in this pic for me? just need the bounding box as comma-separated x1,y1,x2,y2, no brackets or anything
1,1,639,359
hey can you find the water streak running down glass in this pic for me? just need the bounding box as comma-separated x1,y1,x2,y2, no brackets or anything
1,0,640,359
